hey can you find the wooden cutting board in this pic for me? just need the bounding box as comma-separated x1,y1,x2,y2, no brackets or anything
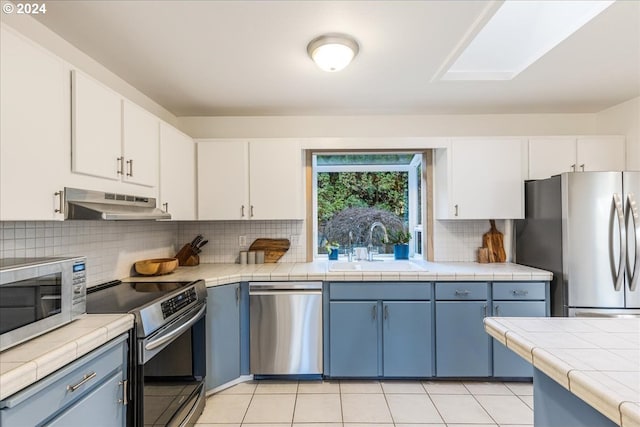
248,238,290,263
483,220,506,263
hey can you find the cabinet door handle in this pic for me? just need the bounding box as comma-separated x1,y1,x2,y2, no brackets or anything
118,380,128,405
235,286,240,304
570,164,576,172
512,289,529,297
67,372,96,392
126,159,133,177
241,205,245,217
372,305,377,320
384,305,389,320
250,205,254,217
495,304,500,316
117,157,124,175
455,290,471,296
162,202,169,213
454,204,459,217
580,164,585,172
54,190,65,214
482,304,488,318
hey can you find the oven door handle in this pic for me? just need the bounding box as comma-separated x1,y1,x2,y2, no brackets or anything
145,304,206,351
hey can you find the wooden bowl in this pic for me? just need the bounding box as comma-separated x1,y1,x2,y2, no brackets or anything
134,258,178,276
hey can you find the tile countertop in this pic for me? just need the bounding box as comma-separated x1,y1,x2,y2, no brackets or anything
0,314,134,401
484,317,640,427
124,260,552,286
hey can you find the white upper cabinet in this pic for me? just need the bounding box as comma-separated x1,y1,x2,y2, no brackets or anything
576,136,625,172
197,139,303,220
72,71,159,188
122,100,159,187
71,70,122,181
528,136,625,179
198,140,249,220
249,140,303,220
435,138,525,220
0,26,70,220
159,123,196,220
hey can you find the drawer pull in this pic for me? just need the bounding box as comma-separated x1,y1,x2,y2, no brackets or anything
67,372,96,392
455,290,471,296
512,290,529,297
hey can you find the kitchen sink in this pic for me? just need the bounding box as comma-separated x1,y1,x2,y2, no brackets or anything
328,260,427,272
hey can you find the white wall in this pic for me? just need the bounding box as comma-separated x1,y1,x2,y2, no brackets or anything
0,13,178,126
595,97,640,170
178,113,597,139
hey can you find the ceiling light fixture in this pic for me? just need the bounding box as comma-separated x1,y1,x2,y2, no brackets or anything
307,34,359,72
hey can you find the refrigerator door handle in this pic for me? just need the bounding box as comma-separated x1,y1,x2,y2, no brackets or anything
627,193,640,292
613,193,627,292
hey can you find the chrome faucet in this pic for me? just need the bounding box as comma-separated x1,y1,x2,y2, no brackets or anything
368,222,388,261
347,231,354,262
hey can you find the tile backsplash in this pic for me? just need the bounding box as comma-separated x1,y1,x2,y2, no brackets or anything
433,219,511,262
178,220,307,264
0,218,506,286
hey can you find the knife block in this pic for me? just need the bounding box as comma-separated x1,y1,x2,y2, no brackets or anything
175,244,200,266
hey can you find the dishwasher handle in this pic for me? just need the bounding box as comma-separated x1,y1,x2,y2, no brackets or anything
249,282,322,292
249,289,322,296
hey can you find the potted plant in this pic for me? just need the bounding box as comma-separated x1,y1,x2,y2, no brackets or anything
388,229,411,260
325,241,340,260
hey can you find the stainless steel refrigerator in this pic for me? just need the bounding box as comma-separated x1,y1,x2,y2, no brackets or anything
515,171,640,317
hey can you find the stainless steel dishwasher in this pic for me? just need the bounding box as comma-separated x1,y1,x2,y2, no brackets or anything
249,282,323,375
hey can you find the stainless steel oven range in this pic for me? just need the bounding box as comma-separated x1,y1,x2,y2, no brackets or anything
87,279,206,427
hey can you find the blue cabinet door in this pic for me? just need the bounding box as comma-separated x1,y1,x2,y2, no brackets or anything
45,371,126,427
436,301,490,377
206,284,240,390
493,301,546,377
382,301,432,377
329,301,379,377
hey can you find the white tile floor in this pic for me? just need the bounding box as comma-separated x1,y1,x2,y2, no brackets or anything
195,380,534,427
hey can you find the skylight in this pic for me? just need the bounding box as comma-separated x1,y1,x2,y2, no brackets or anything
440,0,615,81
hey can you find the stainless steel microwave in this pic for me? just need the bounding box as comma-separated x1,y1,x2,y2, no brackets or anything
0,257,87,352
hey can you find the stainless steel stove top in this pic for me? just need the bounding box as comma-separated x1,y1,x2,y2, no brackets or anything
86,279,206,337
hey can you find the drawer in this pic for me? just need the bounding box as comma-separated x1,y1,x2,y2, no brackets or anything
492,282,546,300
435,282,488,301
0,334,127,426
329,282,431,301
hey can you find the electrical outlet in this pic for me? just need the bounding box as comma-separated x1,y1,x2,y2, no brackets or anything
290,235,299,247
239,236,247,247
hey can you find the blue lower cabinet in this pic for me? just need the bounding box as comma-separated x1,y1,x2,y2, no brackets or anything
492,301,546,377
382,301,432,377
329,301,379,377
0,334,128,427
436,301,491,377
206,284,241,390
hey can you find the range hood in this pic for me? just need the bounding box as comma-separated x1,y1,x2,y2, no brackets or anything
64,187,171,220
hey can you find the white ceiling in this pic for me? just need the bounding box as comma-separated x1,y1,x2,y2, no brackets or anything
33,0,640,116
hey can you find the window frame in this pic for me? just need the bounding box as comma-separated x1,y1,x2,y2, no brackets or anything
311,151,426,260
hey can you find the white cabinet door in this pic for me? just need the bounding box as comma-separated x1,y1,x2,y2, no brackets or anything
528,136,626,179
528,137,576,179
0,27,70,220
577,136,625,172
249,140,303,220
71,70,122,181
436,138,524,219
123,100,159,187
197,140,249,220
160,123,196,220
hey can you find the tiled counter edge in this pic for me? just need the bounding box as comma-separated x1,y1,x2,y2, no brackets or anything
484,317,640,427
124,261,553,286
0,314,135,400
